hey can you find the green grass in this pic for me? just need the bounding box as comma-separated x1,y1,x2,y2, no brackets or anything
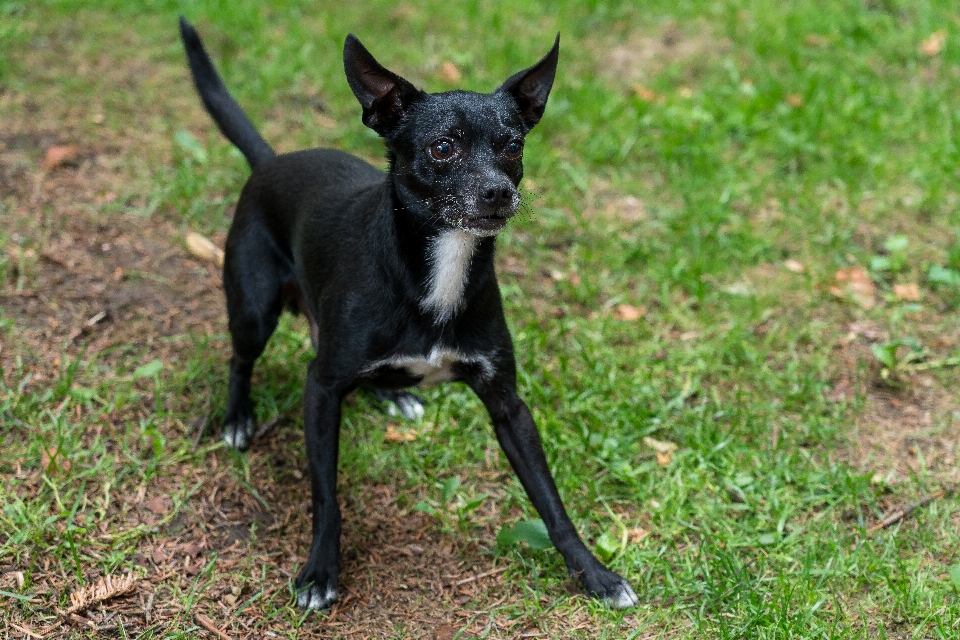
2,0,960,637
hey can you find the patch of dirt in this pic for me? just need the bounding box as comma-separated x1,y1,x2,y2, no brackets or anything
599,21,731,87
853,381,958,483
830,324,959,484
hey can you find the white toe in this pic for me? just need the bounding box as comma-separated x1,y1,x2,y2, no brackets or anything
398,397,424,421
608,582,638,609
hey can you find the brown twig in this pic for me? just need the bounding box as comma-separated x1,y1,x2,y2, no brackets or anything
451,566,507,587
867,490,948,533
192,413,210,448
195,613,233,640
254,413,287,441
65,612,95,628
143,591,154,624
9,622,42,639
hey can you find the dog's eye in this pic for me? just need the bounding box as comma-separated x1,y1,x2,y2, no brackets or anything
506,140,523,158
429,140,454,160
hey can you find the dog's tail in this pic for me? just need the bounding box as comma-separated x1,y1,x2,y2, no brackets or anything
179,17,275,169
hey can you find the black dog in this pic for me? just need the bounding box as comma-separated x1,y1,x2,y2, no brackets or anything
179,17,637,610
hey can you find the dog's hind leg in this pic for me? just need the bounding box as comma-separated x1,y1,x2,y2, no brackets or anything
366,388,426,421
221,215,290,451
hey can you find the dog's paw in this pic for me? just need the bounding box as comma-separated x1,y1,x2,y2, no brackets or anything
371,389,426,422
296,583,338,611
603,579,638,609
390,392,426,421
584,569,638,609
295,566,338,611
222,416,256,451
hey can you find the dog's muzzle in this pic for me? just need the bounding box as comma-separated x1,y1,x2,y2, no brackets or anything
461,180,519,235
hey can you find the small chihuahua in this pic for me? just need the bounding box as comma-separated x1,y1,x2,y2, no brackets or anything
179,17,637,610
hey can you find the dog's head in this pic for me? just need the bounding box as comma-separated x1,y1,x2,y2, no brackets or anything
344,36,558,237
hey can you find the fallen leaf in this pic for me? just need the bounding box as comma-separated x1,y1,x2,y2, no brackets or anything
829,266,876,309
785,94,803,107
784,259,805,273
185,231,224,266
633,84,657,101
614,195,646,221
893,283,921,301
144,497,168,515
643,436,678,453
385,425,417,443
627,526,650,544
42,144,79,170
920,30,947,56
614,304,645,321
847,321,885,341
656,450,673,466
434,625,460,640
437,61,461,83
151,548,167,565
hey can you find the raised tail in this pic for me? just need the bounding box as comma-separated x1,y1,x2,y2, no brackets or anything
179,17,275,169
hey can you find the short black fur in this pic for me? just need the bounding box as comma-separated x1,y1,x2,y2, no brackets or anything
178,17,637,611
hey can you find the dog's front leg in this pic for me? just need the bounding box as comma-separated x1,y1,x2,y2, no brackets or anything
295,359,344,610
468,375,638,609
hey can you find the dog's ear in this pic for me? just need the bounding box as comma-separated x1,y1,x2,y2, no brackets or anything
344,35,422,134
496,34,560,130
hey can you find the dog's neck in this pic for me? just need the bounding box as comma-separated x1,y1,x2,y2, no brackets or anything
387,178,490,325
420,229,479,323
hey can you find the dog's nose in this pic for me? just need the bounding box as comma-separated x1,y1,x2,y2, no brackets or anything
478,181,516,211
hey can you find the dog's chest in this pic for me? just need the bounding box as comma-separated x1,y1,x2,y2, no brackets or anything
420,229,479,323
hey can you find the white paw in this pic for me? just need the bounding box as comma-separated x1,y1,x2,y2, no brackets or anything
296,584,338,610
604,581,638,609
222,417,255,450
396,395,425,421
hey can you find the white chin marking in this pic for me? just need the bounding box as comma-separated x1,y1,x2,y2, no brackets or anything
421,229,479,323
607,582,639,609
462,225,502,238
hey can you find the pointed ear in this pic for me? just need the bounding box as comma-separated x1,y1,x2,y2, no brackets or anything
496,34,560,130
343,35,422,134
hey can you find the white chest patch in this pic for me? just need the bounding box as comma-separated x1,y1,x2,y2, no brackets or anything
421,229,478,323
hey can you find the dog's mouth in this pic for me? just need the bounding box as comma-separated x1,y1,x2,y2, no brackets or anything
461,215,508,233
